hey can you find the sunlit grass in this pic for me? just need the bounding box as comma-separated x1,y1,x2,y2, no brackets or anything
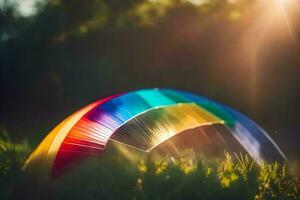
0,133,299,200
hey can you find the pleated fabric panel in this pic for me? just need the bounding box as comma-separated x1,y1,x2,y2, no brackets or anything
24,89,286,180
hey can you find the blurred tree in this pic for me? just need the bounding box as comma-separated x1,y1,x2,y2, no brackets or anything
0,0,299,161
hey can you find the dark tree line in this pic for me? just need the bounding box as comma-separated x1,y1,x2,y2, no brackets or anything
0,0,299,158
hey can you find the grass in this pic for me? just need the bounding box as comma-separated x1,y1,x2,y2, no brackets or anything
0,130,31,199
0,132,299,200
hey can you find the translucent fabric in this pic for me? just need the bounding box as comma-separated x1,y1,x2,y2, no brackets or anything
24,89,286,179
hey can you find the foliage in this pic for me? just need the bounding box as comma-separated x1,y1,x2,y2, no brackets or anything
255,162,299,200
0,0,299,199
0,139,299,200
2,0,299,149
0,130,31,199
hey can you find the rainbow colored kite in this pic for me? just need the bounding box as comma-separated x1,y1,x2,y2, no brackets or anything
24,89,286,179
